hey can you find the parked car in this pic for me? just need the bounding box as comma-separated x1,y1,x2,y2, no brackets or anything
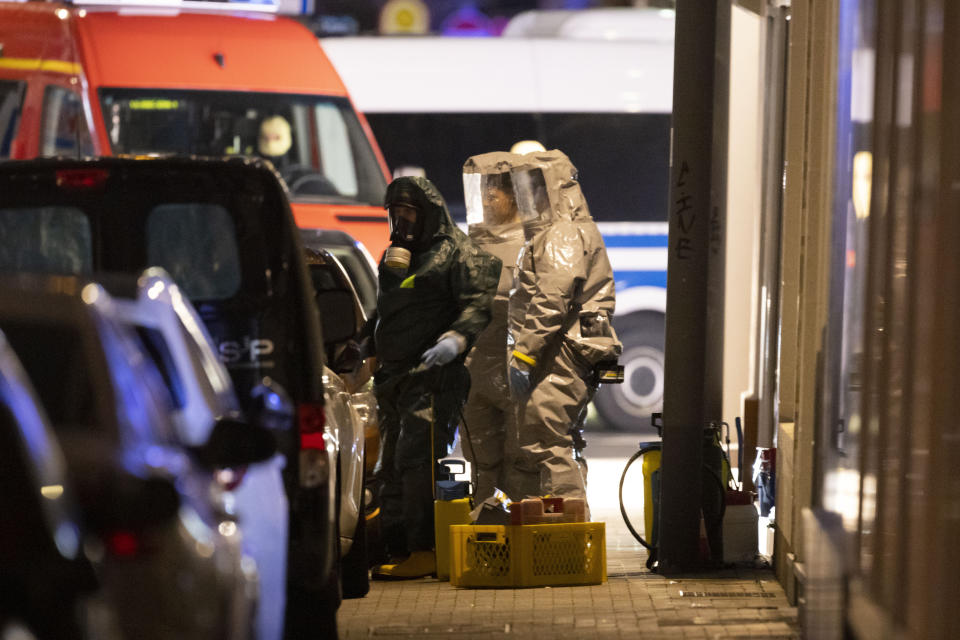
0,329,98,639
0,156,340,637
0,274,274,640
304,248,381,597
300,232,388,569
300,228,380,318
98,267,289,640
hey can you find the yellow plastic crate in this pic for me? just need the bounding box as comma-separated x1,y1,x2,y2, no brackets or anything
449,522,606,588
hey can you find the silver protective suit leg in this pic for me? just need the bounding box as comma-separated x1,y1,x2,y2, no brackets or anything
461,384,520,504
508,342,591,510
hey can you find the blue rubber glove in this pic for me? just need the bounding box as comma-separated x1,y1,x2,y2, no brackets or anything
421,336,460,368
508,365,532,400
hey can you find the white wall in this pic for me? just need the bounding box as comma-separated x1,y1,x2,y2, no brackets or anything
723,5,763,461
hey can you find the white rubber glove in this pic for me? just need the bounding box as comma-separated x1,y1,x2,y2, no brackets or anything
421,335,461,368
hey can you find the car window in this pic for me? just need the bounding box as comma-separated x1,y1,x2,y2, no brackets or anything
0,349,59,474
0,402,55,558
0,322,96,429
146,203,242,300
174,305,234,402
309,262,341,292
134,326,187,410
95,315,176,446
0,80,25,159
323,246,376,318
40,86,93,158
0,206,92,275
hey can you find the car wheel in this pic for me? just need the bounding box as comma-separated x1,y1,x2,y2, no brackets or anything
340,463,370,599
594,311,665,432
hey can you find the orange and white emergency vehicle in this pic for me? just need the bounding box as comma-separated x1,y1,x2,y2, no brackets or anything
0,0,391,259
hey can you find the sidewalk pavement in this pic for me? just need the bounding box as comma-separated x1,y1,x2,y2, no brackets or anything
338,432,798,639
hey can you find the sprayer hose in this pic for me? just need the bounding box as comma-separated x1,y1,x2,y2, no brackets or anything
618,446,729,551
618,445,660,550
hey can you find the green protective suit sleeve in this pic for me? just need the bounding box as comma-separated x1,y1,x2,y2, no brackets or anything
447,243,502,353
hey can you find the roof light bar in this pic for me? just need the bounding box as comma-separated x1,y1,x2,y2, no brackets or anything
63,0,279,14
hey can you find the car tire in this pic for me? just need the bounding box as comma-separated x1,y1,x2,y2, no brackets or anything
594,311,665,432
340,464,370,599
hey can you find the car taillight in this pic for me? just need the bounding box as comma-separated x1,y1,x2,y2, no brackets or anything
105,530,141,558
55,168,109,189
298,402,326,451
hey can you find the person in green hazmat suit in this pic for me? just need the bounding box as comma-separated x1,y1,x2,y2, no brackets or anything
460,151,528,508
366,176,500,579
505,150,622,512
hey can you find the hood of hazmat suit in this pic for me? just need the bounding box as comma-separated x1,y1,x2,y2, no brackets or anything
374,176,501,370
507,149,621,374
462,152,528,397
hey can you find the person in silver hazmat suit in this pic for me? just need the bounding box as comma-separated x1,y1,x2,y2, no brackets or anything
460,151,528,507
505,149,622,511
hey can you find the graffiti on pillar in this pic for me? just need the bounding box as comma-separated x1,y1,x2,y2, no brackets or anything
672,159,694,260
709,205,722,256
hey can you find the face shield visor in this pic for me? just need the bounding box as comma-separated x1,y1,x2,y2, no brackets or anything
511,166,551,225
464,172,519,226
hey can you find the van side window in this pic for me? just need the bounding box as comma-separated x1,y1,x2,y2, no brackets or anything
146,203,242,300
0,206,93,274
40,87,93,158
540,113,671,223
0,80,25,159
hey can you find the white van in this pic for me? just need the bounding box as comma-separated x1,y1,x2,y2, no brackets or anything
321,10,674,432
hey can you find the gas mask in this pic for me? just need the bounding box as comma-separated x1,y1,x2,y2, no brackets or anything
385,204,422,271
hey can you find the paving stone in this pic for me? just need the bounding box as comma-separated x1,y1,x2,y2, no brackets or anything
340,451,798,639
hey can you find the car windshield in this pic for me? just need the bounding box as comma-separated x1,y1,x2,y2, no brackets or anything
0,80,24,159
99,89,387,205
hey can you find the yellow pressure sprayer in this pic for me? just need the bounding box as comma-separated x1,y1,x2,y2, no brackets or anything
434,459,472,580
619,415,735,570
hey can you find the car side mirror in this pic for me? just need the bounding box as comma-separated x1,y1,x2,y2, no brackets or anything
316,289,358,345
193,415,278,470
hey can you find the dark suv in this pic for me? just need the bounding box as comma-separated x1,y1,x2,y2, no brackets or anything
0,157,339,636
